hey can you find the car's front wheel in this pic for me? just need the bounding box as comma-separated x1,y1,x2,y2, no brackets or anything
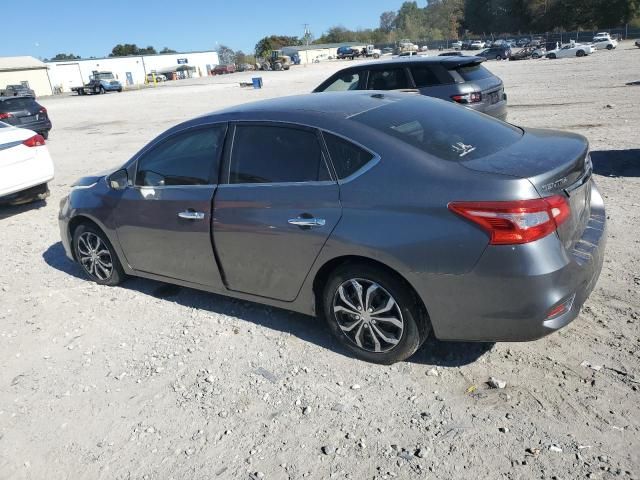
73,224,126,286
496,55,502,60
606,44,613,50
532,53,540,59
322,263,429,364
576,50,585,57
548,53,556,59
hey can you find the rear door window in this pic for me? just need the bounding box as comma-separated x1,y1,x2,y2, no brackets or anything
229,124,331,184
323,132,375,179
410,66,441,87
321,72,362,91
367,69,410,90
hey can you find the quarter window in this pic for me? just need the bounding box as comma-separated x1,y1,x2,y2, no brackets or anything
410,67,441,87
323,132,375,179
136,126,225,186
229,125,330,184
368,69,410,90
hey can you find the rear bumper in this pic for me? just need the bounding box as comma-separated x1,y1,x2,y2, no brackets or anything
415,182,606,342
0,182,49,205
469,99,508,121
0,147,54,198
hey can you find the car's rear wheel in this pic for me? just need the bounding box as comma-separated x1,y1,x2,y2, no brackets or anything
606,44,613,50
496,55,502,60
322,263,429,364
532,53,540,59
576,50,585,57
548,53,556,59
73,224,125,286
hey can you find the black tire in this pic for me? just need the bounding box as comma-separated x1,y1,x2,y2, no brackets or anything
606,44,613,50
73,224,126,286
117,88,122,92
548,53,556,59
322,263,430,364
576,50,585,57
496,55,502,60
40,130,49,140
532,53,539,59
99,86,106,94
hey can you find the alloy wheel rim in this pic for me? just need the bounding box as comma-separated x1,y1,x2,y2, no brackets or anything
77,232,113,281
332,278,404,353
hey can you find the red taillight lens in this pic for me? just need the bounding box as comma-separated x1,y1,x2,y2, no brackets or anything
22,134,46,147
451,92,482,104
0,112,13,119
448,195,571,245
39,106,47,114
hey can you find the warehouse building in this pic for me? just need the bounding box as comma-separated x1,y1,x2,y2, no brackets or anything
281,43,365,65
0,56,53,97
47,50,220,93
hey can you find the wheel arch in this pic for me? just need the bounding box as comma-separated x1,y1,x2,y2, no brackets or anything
311,255,429,330
66,214,126,271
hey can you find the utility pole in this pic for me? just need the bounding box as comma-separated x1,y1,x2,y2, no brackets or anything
303,23,312,67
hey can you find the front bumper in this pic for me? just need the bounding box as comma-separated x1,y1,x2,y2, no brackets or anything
416,182,606,342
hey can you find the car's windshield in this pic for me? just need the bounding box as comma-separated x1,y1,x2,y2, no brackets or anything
351,98,522,162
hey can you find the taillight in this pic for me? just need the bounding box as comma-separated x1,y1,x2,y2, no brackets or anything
451,92,482,104
22,134,46,147
448,195,571,245
39,106,47,114
0,112,13,119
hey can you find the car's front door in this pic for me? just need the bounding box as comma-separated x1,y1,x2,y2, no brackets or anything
213,123,341,302
114,124,226,287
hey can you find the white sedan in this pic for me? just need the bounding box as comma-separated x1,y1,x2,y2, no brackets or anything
0,122,54,205
591,35,618,50
545,43,594,59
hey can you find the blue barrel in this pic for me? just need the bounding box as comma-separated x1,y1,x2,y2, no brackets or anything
252,77,263,89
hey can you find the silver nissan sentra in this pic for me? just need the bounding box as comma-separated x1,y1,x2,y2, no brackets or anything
58,92,606,364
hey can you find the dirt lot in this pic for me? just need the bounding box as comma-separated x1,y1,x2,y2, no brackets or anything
1,42,639,480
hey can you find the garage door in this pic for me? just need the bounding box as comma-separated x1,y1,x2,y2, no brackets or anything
52,63,83,92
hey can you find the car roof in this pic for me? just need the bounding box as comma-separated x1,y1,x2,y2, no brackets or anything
209,91,407,120
336,55,485,70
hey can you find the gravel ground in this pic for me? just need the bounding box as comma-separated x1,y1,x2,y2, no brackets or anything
1,42,639,480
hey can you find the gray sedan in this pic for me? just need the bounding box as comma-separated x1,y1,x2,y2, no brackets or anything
58,92,606,364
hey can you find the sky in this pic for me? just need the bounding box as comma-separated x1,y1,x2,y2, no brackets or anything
2,0,408,60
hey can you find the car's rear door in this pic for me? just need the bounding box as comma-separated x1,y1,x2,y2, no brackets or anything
113,124,227,287
212,122,341,302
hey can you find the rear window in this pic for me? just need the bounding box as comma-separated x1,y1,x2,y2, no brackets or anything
452,64,493,82
351,99,522,162
0,97,37,110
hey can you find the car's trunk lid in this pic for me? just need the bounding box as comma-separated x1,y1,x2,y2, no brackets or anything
461,127,592,249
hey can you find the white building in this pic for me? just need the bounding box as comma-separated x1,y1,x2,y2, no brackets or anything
47,50,220,93
0,56,53,97
282,43,365,65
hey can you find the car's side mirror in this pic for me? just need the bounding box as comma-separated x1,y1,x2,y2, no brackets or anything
108,169,128,190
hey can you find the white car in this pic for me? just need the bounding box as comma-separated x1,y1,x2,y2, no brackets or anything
0,123,54,205
591,34,618,50
451,40,462,50
470,40,485,50
545,43,593,59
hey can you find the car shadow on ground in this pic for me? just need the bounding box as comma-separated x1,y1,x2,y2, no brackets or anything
0,200,47,220
591,149,640,177
43,241,493,367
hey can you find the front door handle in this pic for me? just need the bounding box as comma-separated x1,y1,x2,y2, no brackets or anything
178,210,205,220
288,217,326,228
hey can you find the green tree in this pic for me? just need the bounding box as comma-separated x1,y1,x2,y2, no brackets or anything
254,35,301,58
160,47,177,54
49,53,81,61
380,11,397,32
109,44,157,57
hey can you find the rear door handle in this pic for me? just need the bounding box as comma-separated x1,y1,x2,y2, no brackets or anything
178,210,205,220
288,217,326,228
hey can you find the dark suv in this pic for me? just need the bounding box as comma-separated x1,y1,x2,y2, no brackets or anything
477,46,512,60
0,96,52,138
313,56,507,120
